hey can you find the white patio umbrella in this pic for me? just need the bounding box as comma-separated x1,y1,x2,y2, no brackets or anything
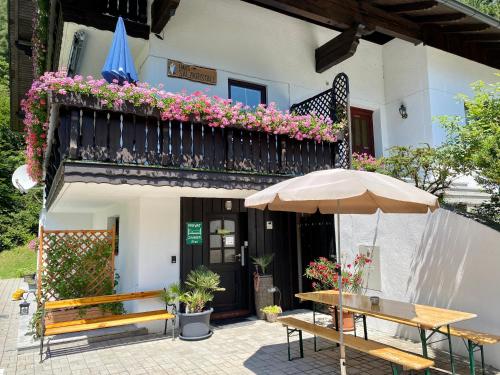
245,168,439,375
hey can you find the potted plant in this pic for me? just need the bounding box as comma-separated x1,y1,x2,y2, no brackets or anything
261,305,282,323
163,266,224,340
251,254,274,319
304,254,372,331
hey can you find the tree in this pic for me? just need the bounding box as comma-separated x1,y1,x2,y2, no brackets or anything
382,145,459,199
439,77,500,223
0,0,42,250
458,0,500,19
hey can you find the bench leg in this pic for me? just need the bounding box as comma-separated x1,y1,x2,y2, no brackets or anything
419,327,431,375
362,314,368,340
391,363,402,375
468,339,476,375
172,318,175,341
480,345,485,375
164,319,167,335
39,335,44,363
286,327,303,361
446,325,456,375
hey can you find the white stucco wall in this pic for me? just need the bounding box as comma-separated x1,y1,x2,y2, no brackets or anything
339,209,500,368
43,212,93,230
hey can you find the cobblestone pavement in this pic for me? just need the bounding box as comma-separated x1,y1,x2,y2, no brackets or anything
1,278,499,375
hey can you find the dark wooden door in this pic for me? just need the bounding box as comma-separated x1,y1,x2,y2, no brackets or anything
351,107,375,156
205,214,246,312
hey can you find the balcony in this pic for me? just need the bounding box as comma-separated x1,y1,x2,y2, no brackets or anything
44,94,342,209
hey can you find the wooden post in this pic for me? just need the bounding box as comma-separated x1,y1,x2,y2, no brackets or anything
110,226,116,287
37,226,44,301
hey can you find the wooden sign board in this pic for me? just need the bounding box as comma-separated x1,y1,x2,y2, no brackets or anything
186,222,203,245
167,59,217,85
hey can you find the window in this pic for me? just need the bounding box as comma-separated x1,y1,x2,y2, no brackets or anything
228,79,267,108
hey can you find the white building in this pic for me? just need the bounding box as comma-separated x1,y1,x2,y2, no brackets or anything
9,0,500,368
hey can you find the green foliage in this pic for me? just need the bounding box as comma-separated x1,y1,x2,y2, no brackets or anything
0,244,37,279
261,305,282,314
251,254,274,275
438,76,500,223
42,235,124,316
382,145,459,198
164,266,224,313
0,1,42,251
458,0,499,19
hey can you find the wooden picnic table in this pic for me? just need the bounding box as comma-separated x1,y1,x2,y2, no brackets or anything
296,290,477,375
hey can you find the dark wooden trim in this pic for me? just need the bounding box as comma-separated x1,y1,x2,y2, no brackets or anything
46,161,292,210
228,79,268,105
378,1,438,14
441,23,491,33
315,24,372,73
60,2,150,39
409,13,466,24
151,0,180,34
242,0,422,43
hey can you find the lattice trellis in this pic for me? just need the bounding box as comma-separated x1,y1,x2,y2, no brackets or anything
290,72,351,169
37,227,116,302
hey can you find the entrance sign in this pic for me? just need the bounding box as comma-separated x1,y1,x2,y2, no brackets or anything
186,222,203,245
167,59,217,85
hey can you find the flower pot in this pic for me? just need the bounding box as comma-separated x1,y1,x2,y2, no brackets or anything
254,274,274,320
329,307,355,332
178,308,213,340
265,312,280,323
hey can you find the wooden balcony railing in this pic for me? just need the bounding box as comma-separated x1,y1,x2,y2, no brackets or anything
44,96,340,203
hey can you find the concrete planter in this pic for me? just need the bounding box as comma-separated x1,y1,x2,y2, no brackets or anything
178,308,213,340
265,312,280,323
254,275,274,320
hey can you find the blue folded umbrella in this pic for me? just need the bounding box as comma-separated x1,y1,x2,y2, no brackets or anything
102,17,139,84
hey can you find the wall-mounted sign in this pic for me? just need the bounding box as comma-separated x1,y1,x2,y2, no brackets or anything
186,222,203,245
266,221,273,230
167,59,217,85
224,235,235,246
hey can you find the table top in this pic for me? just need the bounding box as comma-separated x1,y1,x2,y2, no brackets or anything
296,290,477,329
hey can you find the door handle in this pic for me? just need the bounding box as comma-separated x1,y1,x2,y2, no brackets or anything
240,246,245,267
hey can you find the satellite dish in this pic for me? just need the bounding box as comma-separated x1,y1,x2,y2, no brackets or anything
12,165,37,194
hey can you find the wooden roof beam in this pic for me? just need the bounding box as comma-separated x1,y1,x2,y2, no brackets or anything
243,0,422,43
151,0,180,34
378,1,438,14
315,24,373,72
441,23,491,33
410,13,466,23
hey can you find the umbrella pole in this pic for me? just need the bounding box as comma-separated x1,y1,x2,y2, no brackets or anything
336,208,347,375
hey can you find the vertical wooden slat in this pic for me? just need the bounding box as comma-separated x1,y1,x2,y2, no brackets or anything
309,141,318,172
301,141,310,174
128,0,138,19
170,121,181,167
107,0,118,16
108,113,121,162
138,0,148,23
203,125,214,170
68,109,80,159
118,0,128,16
269,134,277,173
160,120,170,166
94,111,108,161
244,131,254,172
226,129,235,170
213,128,225,170
181,122,193,168
57,107,70,159
285,139,294,174
279,137,287,174
192,199,203,267
121,114,135,163
317,142,325,170
251,132,261,173
146,118,159,165
134,116,146,164
193,124,204,168
80,109,94,160
234,130,244,170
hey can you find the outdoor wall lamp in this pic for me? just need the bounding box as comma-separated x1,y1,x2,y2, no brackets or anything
19,300,30,315
225,200,232,211
399,104,408,119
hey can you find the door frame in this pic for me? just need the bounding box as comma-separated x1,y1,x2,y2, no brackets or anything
350,107,375,156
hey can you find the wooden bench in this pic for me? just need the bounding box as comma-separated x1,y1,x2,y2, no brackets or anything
278,316,434,375
40,290,175,362
355,312,499,375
